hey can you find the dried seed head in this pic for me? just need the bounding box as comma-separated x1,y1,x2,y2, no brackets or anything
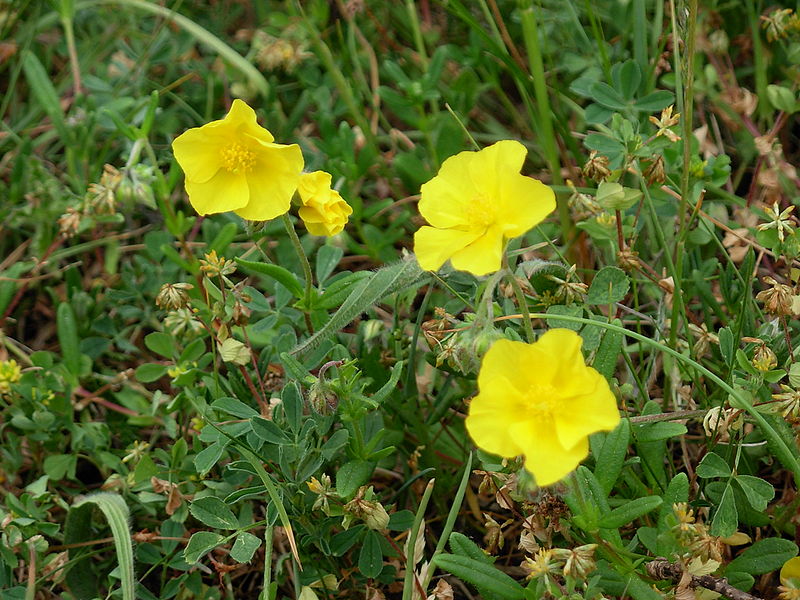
756,276,794,315
155,282,194,310
582,150,611,182
643,155,666,185
552,543,598,579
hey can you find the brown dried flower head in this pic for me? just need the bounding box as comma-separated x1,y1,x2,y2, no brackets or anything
756,276,793,315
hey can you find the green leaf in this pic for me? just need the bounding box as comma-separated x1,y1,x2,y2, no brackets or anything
718,327,734,365
724,571,754,592
321,428,350,460
208,222,239,254
230,531,262,563
587,267,630,305
184,531,224,564
733,475,774,511
316,244,344,283
22,51,70,143
635,422,688,442
135,363,169,383
251,417,291,444
726,538,798,575
546,304,583,331
767,84,797,113
211,397,259,419
710,484,738,538
592,319,623,380
696,452,732,479
235,258,305,298
431,554,524,599
658,473,689,528
44,454,77,480
597,496,662,529
358,530,383,578
292,258,426,356
614,60,641,100
189,496,239,530
589,82,627,110
634,90,675,112
449,532,494,564
593,419,630,495
57,302,81,377
193,441,226,475
65,494,135,600
281,382,302,433
315,271,372,310
370,361,404,405
144,332,176,359
337,460,375,499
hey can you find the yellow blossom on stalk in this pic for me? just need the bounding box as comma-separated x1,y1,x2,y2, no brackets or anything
782,556,800,585
297,171,353,236
465,329,620,486
171,99,304,221
413,140,555,276
0,359,21,394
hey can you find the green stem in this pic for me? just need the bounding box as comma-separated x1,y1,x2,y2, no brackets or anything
503,259,535,343
677,0,698,238
261,525,273,600
401,479,436,600
526,312,800,487
282,214,315,334
519,3,574,250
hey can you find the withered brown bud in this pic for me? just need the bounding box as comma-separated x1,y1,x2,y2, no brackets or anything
643,155,666,185
755,276,794,315
582,150,611,182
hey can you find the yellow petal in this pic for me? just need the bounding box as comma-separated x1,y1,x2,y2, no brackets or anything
235,141,303,221
418,152,481,228
449,227,505,276
185,170,249,215
171,126,226,184
554,373,619,450
781,556,800,585
511,420,589,486
298,171,333,205
225,99,274,144
498,174,556,238
478,339,535,394
468,140,526,203
466,376,526,458
413,226,482,272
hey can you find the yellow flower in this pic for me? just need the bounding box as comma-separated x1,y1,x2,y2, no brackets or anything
465,329,619,486
782,557,800,586
413,140,555,276
297,171,353,236
172,99,304,221
0,359,21,394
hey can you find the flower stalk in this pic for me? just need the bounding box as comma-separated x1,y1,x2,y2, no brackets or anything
282,214,315,334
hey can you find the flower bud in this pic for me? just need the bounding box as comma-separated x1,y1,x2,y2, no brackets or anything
155,282,194,310
752,344,778,372
344,486,390,530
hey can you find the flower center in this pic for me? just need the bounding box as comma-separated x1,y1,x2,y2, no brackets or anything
220,142,255,173
525,383,556,419
467,195,495,230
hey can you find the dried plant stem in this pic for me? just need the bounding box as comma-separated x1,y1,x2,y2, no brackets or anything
646,558,764,600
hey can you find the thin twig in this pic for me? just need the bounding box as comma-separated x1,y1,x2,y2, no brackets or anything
646,558,765,600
